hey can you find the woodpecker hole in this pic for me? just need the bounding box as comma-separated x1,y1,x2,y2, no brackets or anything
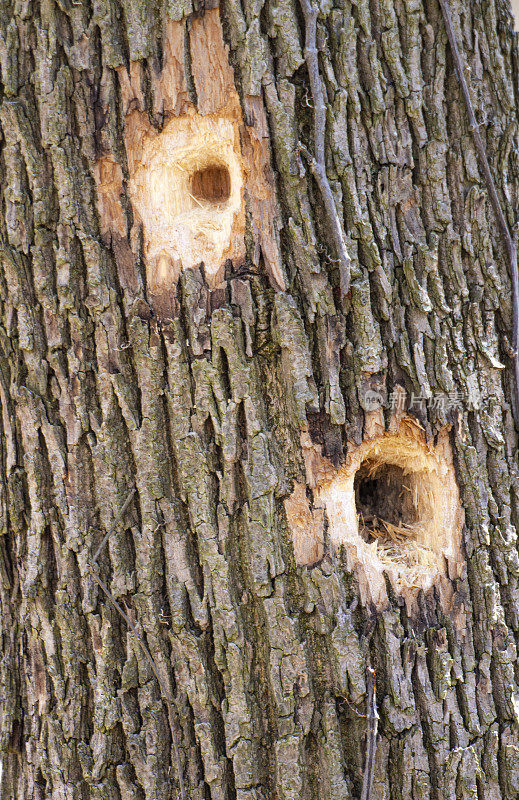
191,164,231,204
127,113,245,289
309,424,464,610
351,450,444,574
354,461,419,543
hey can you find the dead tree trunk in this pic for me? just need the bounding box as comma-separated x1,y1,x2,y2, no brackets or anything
1,0,519,798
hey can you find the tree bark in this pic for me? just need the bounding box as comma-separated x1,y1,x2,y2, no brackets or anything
1,0,519,798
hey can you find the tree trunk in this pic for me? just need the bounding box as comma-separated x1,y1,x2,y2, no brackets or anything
1,0,519,798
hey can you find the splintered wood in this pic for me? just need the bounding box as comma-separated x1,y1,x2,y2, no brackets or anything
284,482,325,565
285,418,464,611
129,110,245,287
94,10,284,315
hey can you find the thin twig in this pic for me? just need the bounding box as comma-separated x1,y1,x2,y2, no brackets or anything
92,486,136,563
360,667,378,800
88,490,186,800
438,0,519,419
298,0,351,295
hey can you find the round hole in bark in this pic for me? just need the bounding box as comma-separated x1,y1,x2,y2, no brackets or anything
191,164,231,204
354,461,419,542
312,425,464,609
354,455,436,554
127,110,246,288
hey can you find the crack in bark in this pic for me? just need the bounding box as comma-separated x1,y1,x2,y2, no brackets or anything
360,666,379,800
2,0,519,796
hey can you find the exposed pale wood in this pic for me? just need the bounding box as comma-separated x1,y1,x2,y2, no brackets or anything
2,0,519,798
284,481,325,565
189,10,237,116
98,9,285,307
512,0,519,30
293,418,464,613
128,108,246,287
153,21,191,119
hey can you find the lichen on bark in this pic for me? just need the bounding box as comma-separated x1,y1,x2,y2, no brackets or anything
0,0,519,798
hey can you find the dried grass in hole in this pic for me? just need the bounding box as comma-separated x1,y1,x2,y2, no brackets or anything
310,422,464,610
353,454,442,580
355,461,418,539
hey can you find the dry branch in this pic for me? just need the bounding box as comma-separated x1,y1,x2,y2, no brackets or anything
298,0,351,295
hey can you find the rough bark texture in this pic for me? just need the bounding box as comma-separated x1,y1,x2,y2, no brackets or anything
0,0,519,799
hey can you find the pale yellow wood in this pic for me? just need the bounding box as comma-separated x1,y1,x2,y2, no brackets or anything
513,0,519,29
289,416,464,617
94,10,285,305
129,109,246,288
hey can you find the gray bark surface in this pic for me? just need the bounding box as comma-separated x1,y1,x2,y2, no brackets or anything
0,0,519,798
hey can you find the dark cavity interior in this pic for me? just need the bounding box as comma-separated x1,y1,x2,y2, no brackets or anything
191,164,231,203
354,461,417,541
